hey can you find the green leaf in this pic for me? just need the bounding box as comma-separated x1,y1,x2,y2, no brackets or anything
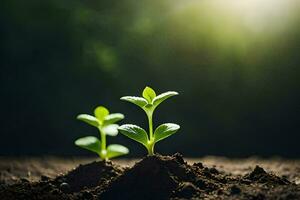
104,113,124,125
94,106,109,122
107,144,129,159
75,136,101,154
77,114,100,127
142,86,156,103
102,124,119,136
153,91,178,107
154,123,180,143
118,124,149,147
120,96,148,108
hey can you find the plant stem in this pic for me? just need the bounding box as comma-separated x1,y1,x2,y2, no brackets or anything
99,127,107,159
147,110,154,155
100,130,106,150
148,112,153,140
147,141,154,155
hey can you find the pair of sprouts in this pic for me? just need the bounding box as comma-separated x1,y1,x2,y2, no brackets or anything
75,87,180,160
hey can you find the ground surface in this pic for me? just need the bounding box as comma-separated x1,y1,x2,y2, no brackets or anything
0,155,300,199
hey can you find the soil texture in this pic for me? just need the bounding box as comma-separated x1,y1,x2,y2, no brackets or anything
0,154,300,200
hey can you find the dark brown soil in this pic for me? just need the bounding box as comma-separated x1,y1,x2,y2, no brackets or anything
0,154,300,200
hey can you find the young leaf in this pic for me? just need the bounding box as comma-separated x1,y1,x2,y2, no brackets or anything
153,91,178,107
104,113,124,125
102,124,119,136
142,86,156,103
154,123,180,143
118,124,149,147
107,144,129,159
120,96,148,108
77,114,100,127
94,106,109,122
75,136,101,155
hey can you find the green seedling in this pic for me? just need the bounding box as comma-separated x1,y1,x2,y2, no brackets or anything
119,86,180,155
75,106,129,160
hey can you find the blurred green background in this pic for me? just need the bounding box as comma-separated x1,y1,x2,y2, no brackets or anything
1,0,300,157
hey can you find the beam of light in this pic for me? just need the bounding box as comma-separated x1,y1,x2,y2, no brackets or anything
220,0,299,33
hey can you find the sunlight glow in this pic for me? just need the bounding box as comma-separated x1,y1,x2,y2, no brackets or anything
222,0,297,32
171,0,298,34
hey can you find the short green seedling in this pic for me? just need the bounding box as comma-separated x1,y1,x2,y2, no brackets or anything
119,86,180,155
75,106,129,160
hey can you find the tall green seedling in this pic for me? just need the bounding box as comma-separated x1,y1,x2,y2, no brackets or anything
75,106,129,160
119,87,180,155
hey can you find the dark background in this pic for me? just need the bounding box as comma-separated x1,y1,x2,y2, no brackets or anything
1,0,299,157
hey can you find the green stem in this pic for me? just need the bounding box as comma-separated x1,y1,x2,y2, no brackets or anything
100,130,106,151
147,110,154,155
148,112,153,140
99,127,107,160
147,141,154,155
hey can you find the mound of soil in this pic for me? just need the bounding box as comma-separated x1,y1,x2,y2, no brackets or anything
0,160,122,200
100,153,188,199
55,160,122,192
0,154,300,200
